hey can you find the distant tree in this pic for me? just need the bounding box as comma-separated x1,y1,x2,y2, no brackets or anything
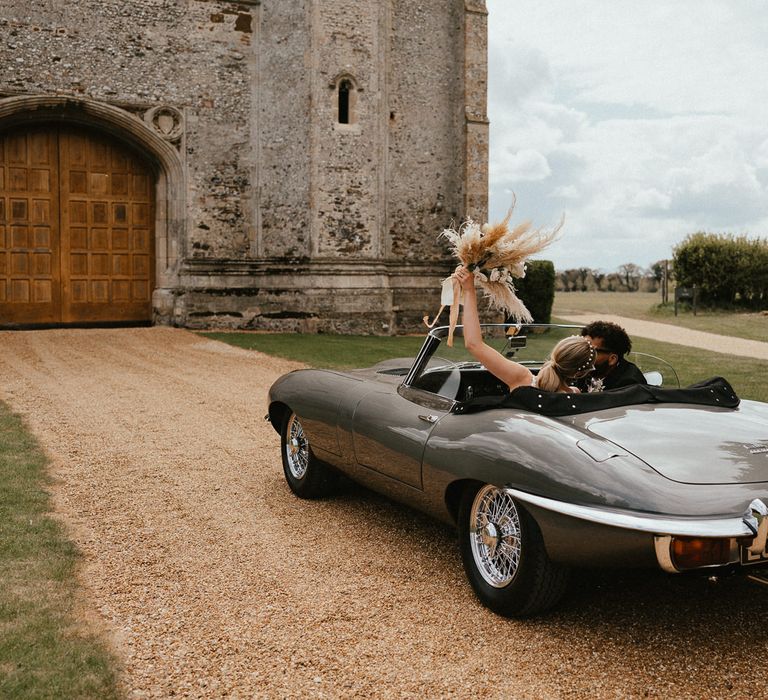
576,267,592,291
604,272,625,291
649,261,664,283
618,263,643,291
560,269,580,291
591,270,606,291
648,260,673,299
556,267,614,292
639,270,659,293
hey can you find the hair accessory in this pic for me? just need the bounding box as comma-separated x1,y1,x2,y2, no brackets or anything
575,341,597,373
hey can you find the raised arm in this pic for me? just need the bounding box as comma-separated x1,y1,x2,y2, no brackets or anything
453,267,533,391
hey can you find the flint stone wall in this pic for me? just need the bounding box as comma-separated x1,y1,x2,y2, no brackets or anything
0,0,488,333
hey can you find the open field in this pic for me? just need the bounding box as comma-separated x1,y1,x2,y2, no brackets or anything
554,291,768,342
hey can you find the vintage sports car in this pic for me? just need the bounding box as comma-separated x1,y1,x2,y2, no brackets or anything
266,324,768,617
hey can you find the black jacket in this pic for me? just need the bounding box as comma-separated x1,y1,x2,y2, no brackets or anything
575,358,647,392
600,358,648,391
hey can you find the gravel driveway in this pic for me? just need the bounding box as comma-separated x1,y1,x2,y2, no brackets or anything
1,327,766,699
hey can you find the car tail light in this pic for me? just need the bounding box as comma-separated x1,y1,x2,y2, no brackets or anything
671,537,733,570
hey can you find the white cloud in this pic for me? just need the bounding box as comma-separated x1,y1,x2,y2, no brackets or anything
551,185,579,200
488,41,551,106
486,0,768,270
496,148,551,182
631,189,672,213
755,139,768,168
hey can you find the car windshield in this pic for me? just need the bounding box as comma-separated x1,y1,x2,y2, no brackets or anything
404,323,581,392
402,323,680,403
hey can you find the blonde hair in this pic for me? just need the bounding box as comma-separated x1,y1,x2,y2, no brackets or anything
536,336,595,392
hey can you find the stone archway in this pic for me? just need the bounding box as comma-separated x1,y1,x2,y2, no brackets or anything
0,95,186,325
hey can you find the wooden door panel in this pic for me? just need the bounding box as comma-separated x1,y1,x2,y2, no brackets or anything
59,128,154,323
0,129,60,324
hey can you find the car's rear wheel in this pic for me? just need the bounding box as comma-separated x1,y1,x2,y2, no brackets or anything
280,412,336,499
458,483,569,617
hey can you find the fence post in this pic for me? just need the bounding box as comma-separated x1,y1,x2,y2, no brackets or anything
692,285,698,316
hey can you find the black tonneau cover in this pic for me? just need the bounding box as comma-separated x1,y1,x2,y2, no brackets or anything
456,377,739,417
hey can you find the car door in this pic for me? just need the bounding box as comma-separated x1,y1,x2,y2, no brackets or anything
351,385,454,489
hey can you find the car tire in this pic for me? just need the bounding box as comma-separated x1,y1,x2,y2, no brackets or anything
458,483,570,617
280,411,336,499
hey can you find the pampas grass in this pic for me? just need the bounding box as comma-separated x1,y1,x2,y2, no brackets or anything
440,206,562,323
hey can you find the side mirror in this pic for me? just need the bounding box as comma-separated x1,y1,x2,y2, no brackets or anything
643,370,663,387
503,335,527,358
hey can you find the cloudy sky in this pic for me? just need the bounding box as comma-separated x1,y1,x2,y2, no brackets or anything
486,0,768,272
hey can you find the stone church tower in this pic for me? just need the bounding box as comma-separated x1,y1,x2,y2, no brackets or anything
0,1,488,333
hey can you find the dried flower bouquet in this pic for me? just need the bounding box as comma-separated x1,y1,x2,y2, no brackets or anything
424,204,561,345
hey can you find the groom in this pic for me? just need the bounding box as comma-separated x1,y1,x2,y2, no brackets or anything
578,320,647,392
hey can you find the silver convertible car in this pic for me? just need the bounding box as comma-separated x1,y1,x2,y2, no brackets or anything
266,324,768,616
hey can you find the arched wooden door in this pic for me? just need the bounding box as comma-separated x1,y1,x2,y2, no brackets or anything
0,125,154,326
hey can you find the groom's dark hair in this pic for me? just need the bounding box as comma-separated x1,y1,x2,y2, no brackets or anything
581,321,632,359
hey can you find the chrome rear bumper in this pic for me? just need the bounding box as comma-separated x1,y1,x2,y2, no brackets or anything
505,488,768,574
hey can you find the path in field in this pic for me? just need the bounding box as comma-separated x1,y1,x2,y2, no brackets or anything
559,313,768,360
0,327,766,699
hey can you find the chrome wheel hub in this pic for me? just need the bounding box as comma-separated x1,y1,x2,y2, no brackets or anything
285,414,309,479
470,485,521,588
480,522,500,557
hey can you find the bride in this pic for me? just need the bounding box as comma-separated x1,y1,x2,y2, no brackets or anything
453,265,596,393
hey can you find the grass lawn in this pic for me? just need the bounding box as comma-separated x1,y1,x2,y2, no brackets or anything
553,291,768,343
0,404,120,699
202,331,428,369
202,330,768,403
626,336,765,403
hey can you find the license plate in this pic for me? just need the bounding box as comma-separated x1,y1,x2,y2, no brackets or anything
741,546,768,565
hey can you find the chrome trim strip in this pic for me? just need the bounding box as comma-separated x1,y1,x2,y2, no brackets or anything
504,488,756,538
403,334,440,387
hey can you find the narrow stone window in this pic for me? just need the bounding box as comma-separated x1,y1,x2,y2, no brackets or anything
332,74,359,130
338,79,352,124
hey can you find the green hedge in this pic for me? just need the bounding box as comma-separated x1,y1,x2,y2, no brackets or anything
673,232,768,308
513,259,556,323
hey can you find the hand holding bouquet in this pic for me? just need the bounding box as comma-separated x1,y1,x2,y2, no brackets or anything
425,202,562,345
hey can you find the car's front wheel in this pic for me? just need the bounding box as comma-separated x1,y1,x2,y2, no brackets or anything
280,411,336,499
458,483,569,617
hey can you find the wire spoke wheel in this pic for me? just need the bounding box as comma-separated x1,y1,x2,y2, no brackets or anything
459,482,570,616
279,410,336,499
284,413,309,479
470,484,522,588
